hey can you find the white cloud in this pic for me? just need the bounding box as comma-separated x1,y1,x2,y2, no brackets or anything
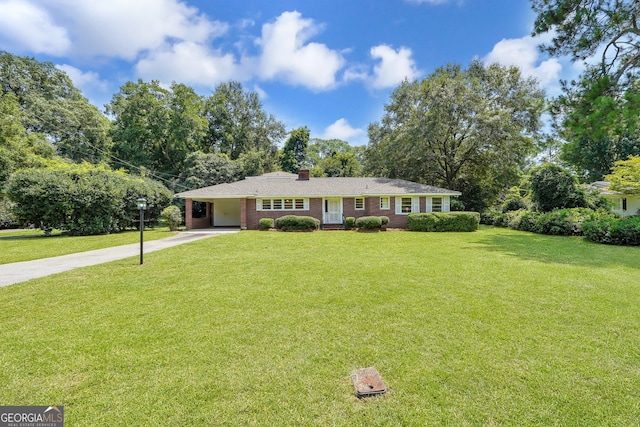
0,0,70,54
343,64,369,83
370,44,421,89
3,0,227,60
56,64,108,92
135,42,238,85
256,11,345,91
320,118,365,141
483,35,563,94
251,84,268,100
54,0,226,59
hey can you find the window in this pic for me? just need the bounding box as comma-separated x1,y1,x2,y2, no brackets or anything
258,198,309,211
380,196,390,210
611,198,622,211
432,197,442,212
284,198,293,209
623,198,628,211
395,196,419,215
401,197,412,213
355,197,365,210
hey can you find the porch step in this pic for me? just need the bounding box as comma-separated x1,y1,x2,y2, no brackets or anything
322,223,345,230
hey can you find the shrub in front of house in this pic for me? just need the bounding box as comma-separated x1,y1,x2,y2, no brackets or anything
534,208,612,236
275,215,320,231
481,208,508,226
355,216,382,230
379,216,389,227
407,212,479,232
506,209,540,233
344,217,356,229
583,216,640,246
161,205,183,231
259,218,274,230
502,195,529,212
488,207,615,237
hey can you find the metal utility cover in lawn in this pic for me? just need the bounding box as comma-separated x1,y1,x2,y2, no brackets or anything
352,367,387,397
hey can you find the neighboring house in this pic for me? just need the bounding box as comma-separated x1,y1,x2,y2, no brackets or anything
175,170,462,230
590,181,640,217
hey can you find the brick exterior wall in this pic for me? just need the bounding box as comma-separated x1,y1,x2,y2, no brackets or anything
370,196,400,228
185,199,212,229
245,198,324,229
244,196,413,229
187,195,450,230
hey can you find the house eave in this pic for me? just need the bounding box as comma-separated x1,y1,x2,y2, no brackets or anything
177,192,462,200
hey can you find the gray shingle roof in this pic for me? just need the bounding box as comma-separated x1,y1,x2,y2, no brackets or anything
587,181,621,196
176,173,461,199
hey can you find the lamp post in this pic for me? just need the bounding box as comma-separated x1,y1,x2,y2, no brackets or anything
137,197,147,265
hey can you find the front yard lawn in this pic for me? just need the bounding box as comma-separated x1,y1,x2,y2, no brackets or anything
0,227,177,264
1,227,639,425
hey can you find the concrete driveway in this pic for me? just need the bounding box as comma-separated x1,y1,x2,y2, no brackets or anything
0,228,240,287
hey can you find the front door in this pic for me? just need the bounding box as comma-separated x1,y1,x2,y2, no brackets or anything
324,198,342,224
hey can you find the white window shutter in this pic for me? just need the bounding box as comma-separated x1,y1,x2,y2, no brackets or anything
257,199,263,211
395,197,401,214
425,197,432,212
443,197,450,212
412,197,420,213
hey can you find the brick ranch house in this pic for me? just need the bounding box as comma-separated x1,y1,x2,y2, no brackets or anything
175,170,462,230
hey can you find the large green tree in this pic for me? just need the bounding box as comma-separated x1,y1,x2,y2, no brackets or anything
106,80,208,176
532,1,640,180
280,127,310,173
606,155,640,194
305,138,364,177
528,163,589,212
532,0,640,83
203,81,285,161
175,151,243,191
0,93,55,188
365,60,545,211
0,51,111,163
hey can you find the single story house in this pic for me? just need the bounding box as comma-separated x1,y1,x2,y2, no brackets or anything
175,170,462,230
589,181,640,217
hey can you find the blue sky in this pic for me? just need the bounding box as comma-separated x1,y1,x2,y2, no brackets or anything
0,0,575,145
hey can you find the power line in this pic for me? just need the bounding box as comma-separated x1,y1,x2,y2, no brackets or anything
15,109,193,190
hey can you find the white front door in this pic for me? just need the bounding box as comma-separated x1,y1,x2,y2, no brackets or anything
324,198,342,224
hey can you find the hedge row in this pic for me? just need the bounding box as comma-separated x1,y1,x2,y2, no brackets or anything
407,212,480,232
482,208,615,236
7,167,171,235
583,216,640,246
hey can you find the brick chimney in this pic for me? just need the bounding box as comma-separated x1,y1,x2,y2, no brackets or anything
298,169,310,180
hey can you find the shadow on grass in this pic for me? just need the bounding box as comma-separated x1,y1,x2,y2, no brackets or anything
475,229,640,270
0,233,63,240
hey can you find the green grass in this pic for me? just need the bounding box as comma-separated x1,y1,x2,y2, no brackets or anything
0,227,177,264
1,227,639,425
